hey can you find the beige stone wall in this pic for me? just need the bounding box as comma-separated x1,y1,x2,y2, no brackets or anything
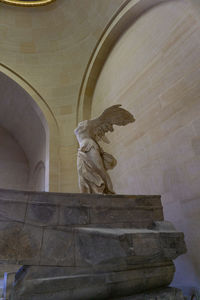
92,0,200,285
0,0,125,192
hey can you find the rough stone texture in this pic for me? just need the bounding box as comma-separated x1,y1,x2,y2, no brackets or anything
0,222,43,265
26,203,59,226
11,264,175,300
59,206,89,225
0,189,186,300
113,287,185,300
0,189,163,230
75,227,185,267
40,229,75,266
0,189,175,268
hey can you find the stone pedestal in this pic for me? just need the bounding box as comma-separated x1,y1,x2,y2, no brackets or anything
0,189,186,300
114,287,186,299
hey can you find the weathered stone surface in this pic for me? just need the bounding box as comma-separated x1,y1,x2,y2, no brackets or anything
90,207,155,225
0,200,26,222
26,203,59,226
0,224,186,267
75,227,186,267
10,264,175,300
0,222,42,265
40,229,75,266
59,206,89,225
0,189,28,223
0,189,186,300
0,189,163,229
0,189,28,203
113,287,186,299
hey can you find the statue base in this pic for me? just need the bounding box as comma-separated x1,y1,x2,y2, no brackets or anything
114,287,186,299
0,189,186,300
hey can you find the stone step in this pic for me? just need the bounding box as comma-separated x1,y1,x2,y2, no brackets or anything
9,222,186,300
10,265,175,300
0,188,163,229
75,225,186,266
0,222,186,267
0,189,186,300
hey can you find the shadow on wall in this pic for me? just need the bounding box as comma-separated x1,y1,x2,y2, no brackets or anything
0,71,49,192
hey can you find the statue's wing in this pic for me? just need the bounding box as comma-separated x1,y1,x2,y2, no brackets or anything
90,105,135,143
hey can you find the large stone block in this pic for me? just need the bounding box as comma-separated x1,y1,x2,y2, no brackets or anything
114,287,185,300
0,189,187,300
0,190,28,222
40,228,75,266
75,227,186,267
0,189,164,229
10,264,175,300
0,222,42,265
26,202,59,226
0,200,26,222
59,206,89,225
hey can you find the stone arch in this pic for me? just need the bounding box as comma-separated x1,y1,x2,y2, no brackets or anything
0,63,60,192
77,0,181,123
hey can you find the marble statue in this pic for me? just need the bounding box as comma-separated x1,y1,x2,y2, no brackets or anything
74,105,135,194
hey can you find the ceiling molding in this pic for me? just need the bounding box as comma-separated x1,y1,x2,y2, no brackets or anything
0,0,56,7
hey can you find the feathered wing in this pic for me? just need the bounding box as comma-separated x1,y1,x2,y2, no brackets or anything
90,105,135,142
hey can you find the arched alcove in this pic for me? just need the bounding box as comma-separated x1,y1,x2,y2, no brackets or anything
79,0,200,292
0,63,60,192
0,71,49,191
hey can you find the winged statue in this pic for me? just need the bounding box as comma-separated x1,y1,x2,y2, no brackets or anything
74,105,135,194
